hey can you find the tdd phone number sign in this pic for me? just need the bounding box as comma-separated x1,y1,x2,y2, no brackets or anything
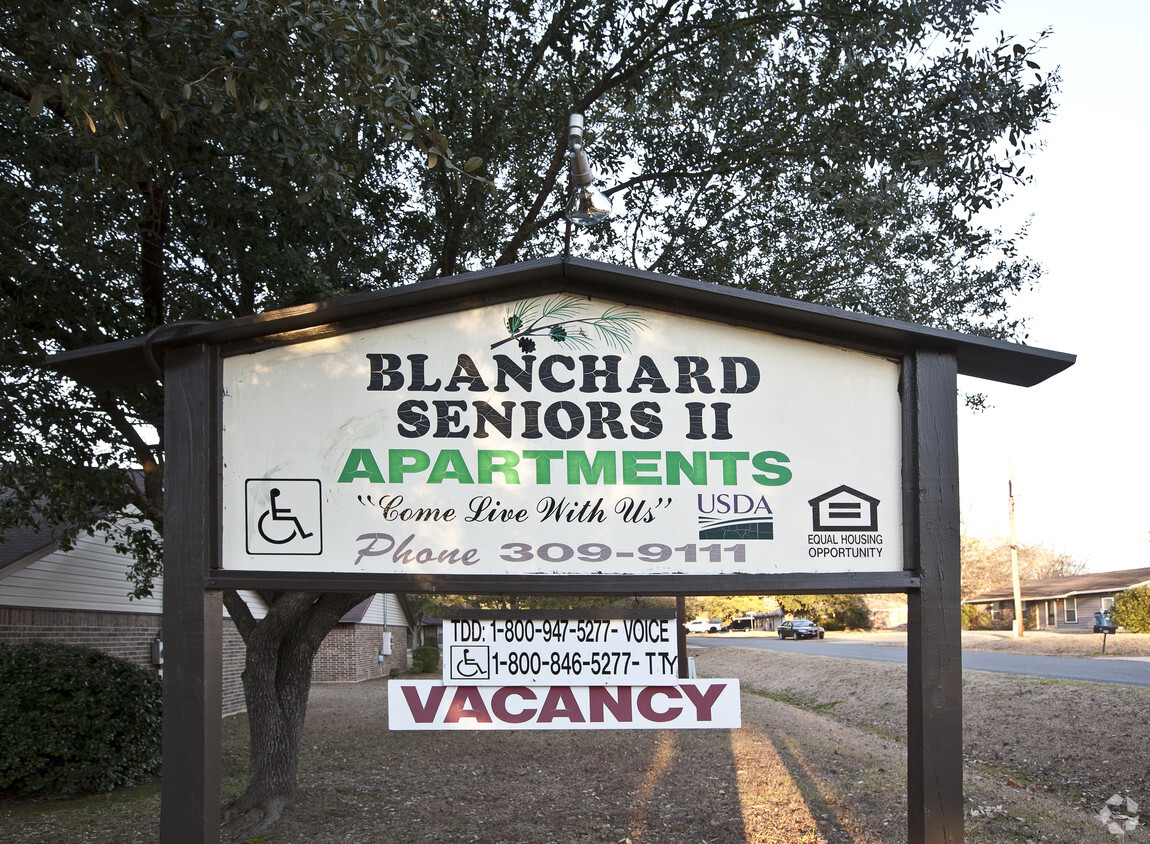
441,610,679,686
220,295,903,576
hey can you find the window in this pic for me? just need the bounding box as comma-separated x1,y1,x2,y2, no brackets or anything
1101,596,1115,612
1064,597,1078,624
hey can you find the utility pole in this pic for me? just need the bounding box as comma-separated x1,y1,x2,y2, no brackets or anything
1009,468,1024,638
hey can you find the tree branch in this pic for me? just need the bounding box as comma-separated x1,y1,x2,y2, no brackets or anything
303,592,374,652
223,589,258,641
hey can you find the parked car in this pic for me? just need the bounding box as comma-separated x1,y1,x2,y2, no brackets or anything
777,619,825,640
685,618,725,634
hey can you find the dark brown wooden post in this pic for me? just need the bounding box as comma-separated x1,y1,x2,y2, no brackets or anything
905,349,964,842
160,343,223,844
676,595,688,679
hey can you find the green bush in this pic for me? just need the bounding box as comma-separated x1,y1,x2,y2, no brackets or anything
411,644,440,674
961,604,989,630
0,642,162,797
1111,587,1150,633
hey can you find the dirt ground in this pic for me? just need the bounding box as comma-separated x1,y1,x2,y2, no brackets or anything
2,632,1147,843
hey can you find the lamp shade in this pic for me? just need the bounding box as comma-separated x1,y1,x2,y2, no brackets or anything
564,115,612,225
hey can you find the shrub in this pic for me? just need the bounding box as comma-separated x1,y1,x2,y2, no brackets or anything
1111,587,1150,633
779,594,871,630
411,644,440,674
0,642,162,797
961,604,990,630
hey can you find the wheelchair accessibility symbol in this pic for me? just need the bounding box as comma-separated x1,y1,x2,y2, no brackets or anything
246,479,322,555
449,646,490,681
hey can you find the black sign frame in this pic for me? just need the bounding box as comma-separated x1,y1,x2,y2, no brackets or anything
47,256,1074,844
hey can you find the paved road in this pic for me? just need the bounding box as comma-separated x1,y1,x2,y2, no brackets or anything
688,635,1150,688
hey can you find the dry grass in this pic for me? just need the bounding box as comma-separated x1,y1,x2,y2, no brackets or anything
793,628,1150,658
1,634,1147,843
960,629,1150,657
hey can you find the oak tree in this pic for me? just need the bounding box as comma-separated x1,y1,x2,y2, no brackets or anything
3,0,1056,832
960,534,1084,599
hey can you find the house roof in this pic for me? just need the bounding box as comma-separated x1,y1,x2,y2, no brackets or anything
45,256,1074,391
0,489,67,576
338,596,374,624
1,471,151,577
336,595,418,627
395,594,418,628
0,522,62,577
964,567,1150,604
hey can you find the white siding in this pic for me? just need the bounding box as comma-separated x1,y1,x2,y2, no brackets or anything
227,590,269,620
358,593,405,626
1,523,392,627
0,533,162,614
0,530,268,620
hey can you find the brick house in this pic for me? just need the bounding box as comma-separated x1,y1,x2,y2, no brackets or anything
1,517,414,715
963,566,1150,631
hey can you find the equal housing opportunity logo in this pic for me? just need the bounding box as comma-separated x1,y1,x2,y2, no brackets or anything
806,485,883,560
808,485,879,531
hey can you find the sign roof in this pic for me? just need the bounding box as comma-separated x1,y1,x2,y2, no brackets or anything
46,257,1074,390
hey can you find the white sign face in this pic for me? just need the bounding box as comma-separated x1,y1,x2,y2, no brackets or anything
388,680,742,730
441,615,679,686
221,295,903,576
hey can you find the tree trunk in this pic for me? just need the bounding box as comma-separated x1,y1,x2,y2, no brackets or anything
138,182,169,328
222,590,373,835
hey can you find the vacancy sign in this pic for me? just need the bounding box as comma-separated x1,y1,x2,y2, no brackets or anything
388,680,742,731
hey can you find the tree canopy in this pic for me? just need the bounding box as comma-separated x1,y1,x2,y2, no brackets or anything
392,0,1053,339
3,0,1058,832
774,594,872,629
960,534,1084,599
1,0,452,588
2,0,1057,572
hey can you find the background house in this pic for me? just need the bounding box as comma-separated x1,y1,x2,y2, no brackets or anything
1,517,414,715
865,595,909,629
728,610,784,631
963,566,1150,631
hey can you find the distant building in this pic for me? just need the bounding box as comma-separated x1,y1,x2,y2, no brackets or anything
728,610,784,632
866,595,909,629
963,567,1150,631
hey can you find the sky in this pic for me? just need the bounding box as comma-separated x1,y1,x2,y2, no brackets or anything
956,0,1150,571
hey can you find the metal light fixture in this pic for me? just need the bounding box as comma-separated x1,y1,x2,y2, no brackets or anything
564,114,613,226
